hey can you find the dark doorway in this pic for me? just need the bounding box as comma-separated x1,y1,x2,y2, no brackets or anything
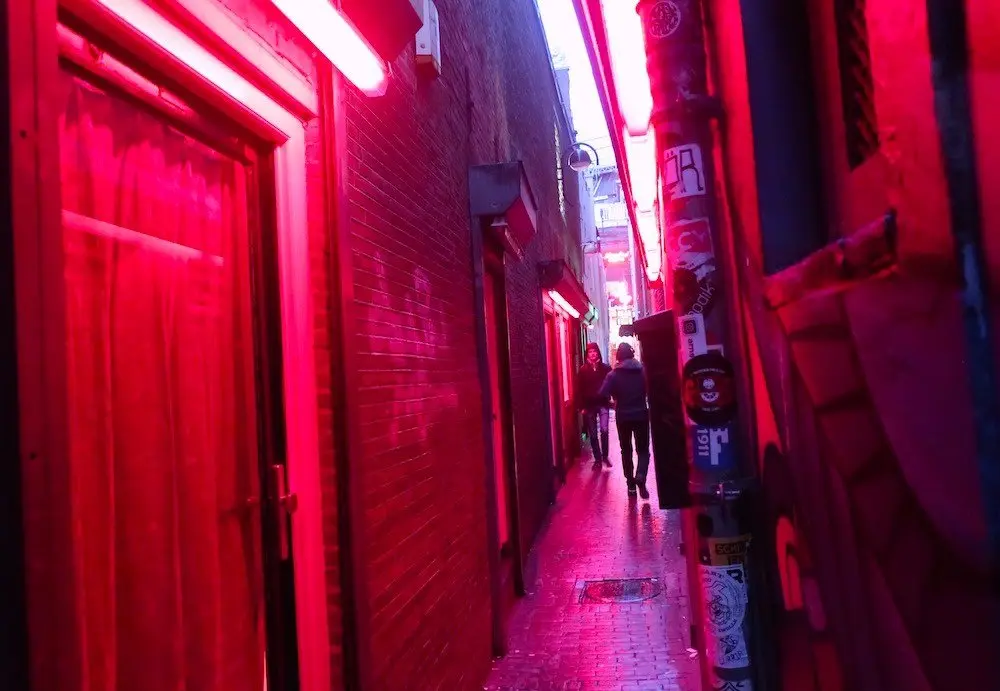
482,244,524,618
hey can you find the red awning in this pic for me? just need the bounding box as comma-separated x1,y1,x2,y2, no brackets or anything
539,260,592,318
341,0,423,63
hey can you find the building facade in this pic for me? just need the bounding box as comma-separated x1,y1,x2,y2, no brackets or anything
1,0,594,689
589,165,646,359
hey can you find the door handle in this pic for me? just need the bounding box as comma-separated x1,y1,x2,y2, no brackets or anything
268,464,298,560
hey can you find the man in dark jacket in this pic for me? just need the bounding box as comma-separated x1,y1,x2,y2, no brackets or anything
576,343,612,469
599,342,651,498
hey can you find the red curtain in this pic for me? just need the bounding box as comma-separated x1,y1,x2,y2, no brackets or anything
56,67,265,691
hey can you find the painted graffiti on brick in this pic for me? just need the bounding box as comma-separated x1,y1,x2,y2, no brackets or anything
648,0,682,39
701,564,751,670
691,424,735,470
664,143,706,199
682,352,737,426
669,217,718,317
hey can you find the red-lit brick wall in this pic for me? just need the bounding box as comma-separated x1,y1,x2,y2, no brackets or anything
705,1,1000,689
340,0,582,687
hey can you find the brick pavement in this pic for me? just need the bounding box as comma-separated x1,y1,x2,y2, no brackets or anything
485,426,702,691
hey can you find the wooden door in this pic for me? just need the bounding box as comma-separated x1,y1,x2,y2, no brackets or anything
52,30,297,691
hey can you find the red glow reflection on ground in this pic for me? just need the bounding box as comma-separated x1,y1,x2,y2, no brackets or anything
486,421,700,690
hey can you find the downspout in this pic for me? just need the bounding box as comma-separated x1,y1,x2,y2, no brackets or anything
464,74,508,657
925,0,1000,575
637,0,762,688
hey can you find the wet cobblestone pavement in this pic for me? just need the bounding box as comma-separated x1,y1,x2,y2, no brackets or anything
485,430,701,691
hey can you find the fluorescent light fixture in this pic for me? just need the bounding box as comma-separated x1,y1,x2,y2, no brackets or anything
548,290,581,319
624,129,658,213
270,0,388,95
93,0,300,136
636,209,662,282
601,0,653,136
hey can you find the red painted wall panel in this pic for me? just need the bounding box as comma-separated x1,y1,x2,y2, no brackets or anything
706,0,1000,689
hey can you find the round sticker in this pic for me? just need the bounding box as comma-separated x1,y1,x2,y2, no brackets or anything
682,352,736,426
649,1,682,39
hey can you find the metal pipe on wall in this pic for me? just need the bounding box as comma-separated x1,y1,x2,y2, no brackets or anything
924,0,1000,578
636,0,761,688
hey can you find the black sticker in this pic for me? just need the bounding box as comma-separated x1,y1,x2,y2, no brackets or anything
682,352,736,426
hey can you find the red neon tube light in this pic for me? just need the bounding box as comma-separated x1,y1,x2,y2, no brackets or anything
270,0,388,95
601,0,652,135
549,290,581,319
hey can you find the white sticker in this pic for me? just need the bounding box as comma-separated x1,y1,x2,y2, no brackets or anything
700,564,751,669
678,313,708,364
664,143,707,199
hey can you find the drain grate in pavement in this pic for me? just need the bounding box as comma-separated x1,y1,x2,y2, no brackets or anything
578,578,662,604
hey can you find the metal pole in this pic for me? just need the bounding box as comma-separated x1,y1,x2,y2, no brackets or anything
636,1,760,689
925,0,1000,575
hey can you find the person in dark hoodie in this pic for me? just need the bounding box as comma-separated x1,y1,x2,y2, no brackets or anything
577,343,612,470
599,342,651,498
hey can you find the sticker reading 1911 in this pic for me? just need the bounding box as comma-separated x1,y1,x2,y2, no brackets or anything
691,425,735,470
682,352,737,426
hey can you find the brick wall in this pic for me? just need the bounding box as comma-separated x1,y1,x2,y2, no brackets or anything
491,0,585,555
341,0,583,687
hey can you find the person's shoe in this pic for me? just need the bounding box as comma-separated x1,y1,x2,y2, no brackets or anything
638,482,650,500
592,460,602,471
602,457,612,467
627,482,638,496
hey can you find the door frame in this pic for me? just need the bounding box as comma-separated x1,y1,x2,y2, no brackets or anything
544,309,566,484
8,1,331,689
0,3,30,685
483,244,524,598
470,222,525,657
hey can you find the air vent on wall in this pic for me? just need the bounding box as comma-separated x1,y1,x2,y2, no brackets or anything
834,0,879,170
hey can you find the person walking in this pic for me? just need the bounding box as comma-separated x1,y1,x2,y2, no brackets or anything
576,343,612,470
599,342,651,499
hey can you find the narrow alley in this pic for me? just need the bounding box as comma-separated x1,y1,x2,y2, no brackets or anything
486,429,700,691
3,0,1000,690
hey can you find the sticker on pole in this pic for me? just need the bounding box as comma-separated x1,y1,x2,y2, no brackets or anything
664,143,707,199
678,312,708,364
691,425,736,471
648,1,682,39
668,218,718,318
683,352,737,426
701,564,751,669
708,535,751,566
